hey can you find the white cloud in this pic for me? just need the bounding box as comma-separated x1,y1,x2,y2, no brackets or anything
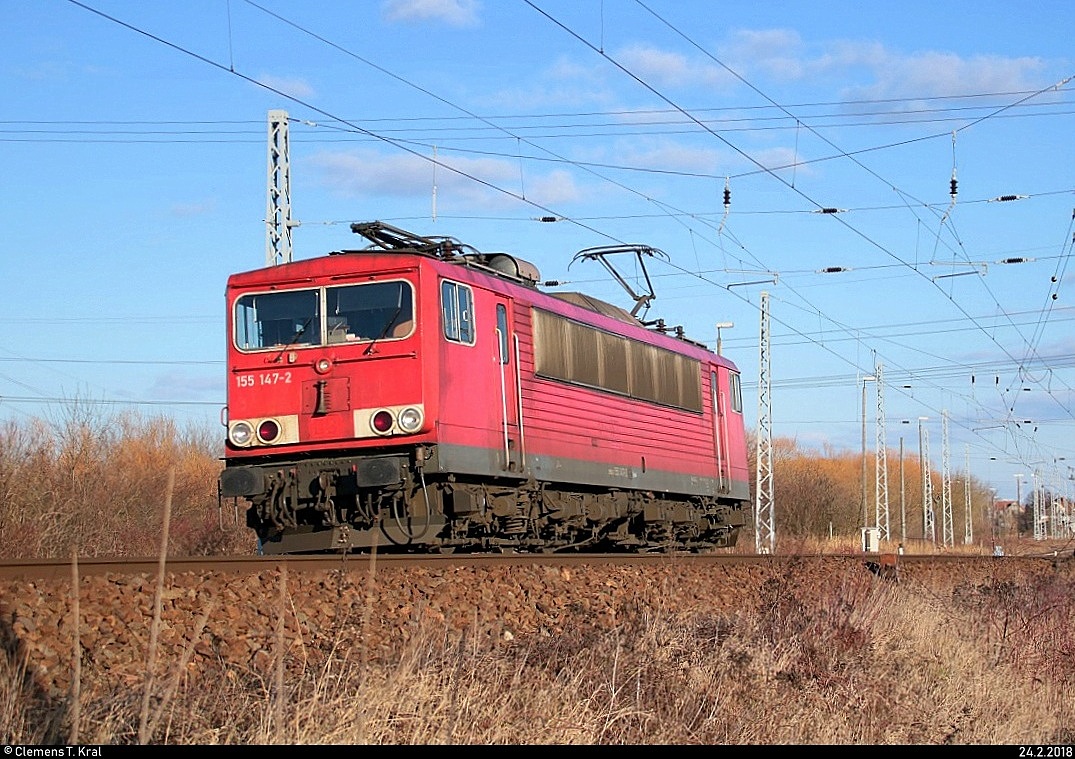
255,74,316,100
840,51,1048,101
635,26,1053,104
720,28,807,81
721,28,1049,100
745,145,806,175
518,168,582,206
169,199,217,217
147,371,222,401
618,143,723,175
381,0,480,27
16,61,72,82
615,44,736,91
309,150,440,198
607,140,801,180
484,56,620,111
308,149,581,209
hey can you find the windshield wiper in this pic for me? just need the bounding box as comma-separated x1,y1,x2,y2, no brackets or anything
271,316,313,363
364,304,404,356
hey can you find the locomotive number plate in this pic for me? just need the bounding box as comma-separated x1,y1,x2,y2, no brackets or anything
235,371,293,388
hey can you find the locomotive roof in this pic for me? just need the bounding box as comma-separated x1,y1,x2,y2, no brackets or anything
546,291,711,354
339,220,543,288
344,224,663,330
237,221,715,354
548,291,639,326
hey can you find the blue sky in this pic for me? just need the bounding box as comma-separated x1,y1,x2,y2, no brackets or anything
3,0,1073,504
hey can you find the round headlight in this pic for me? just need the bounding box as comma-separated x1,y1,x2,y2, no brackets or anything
315,357,332,374
230,421,254,447
257,418,281,444
371,409,394,434
397,407,423,432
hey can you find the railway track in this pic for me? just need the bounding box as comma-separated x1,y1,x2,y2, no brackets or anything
0,549,1068,580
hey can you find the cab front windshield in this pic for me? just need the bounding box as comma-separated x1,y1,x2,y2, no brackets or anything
234,280,413,351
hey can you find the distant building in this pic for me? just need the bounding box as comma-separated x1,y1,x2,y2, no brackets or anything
993,499,1020,536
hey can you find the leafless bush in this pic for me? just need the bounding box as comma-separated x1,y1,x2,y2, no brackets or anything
0,406,248,559
951,571,1075,685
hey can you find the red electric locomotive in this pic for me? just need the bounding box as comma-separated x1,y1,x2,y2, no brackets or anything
218,222,750,554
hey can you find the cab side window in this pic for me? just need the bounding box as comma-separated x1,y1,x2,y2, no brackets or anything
496,303,509,364
441,280,475,344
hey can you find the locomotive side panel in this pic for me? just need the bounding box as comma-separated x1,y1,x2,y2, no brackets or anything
416,266,525,479
510,301,738,497
709,362,751,498
419,273,732,495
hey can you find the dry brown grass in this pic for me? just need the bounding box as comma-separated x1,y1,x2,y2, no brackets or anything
0,406,1033,561
2,564,1073,744
0,408,250,559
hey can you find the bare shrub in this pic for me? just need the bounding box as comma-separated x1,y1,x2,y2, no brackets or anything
0,405,241,559
951,571,1075,684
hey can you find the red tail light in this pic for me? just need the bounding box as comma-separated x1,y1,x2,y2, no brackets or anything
371,410,394,434
257,419,281,443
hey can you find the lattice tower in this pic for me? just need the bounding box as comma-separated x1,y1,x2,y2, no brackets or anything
266,109,293,266
754,291,775,554
941,410,954,547
874,360,890,540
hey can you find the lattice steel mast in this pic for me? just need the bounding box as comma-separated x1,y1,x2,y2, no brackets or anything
1033,470,1046,540
874,359,890,541
266,109,294,266
921,420,935,543
941,410,954,547
754,291,775,554
964,446,974,544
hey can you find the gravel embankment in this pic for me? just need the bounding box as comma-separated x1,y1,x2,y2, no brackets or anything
1,555,1067,699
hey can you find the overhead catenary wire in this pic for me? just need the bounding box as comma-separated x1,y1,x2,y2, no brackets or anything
27,1,1075,479
526,0,1075,472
